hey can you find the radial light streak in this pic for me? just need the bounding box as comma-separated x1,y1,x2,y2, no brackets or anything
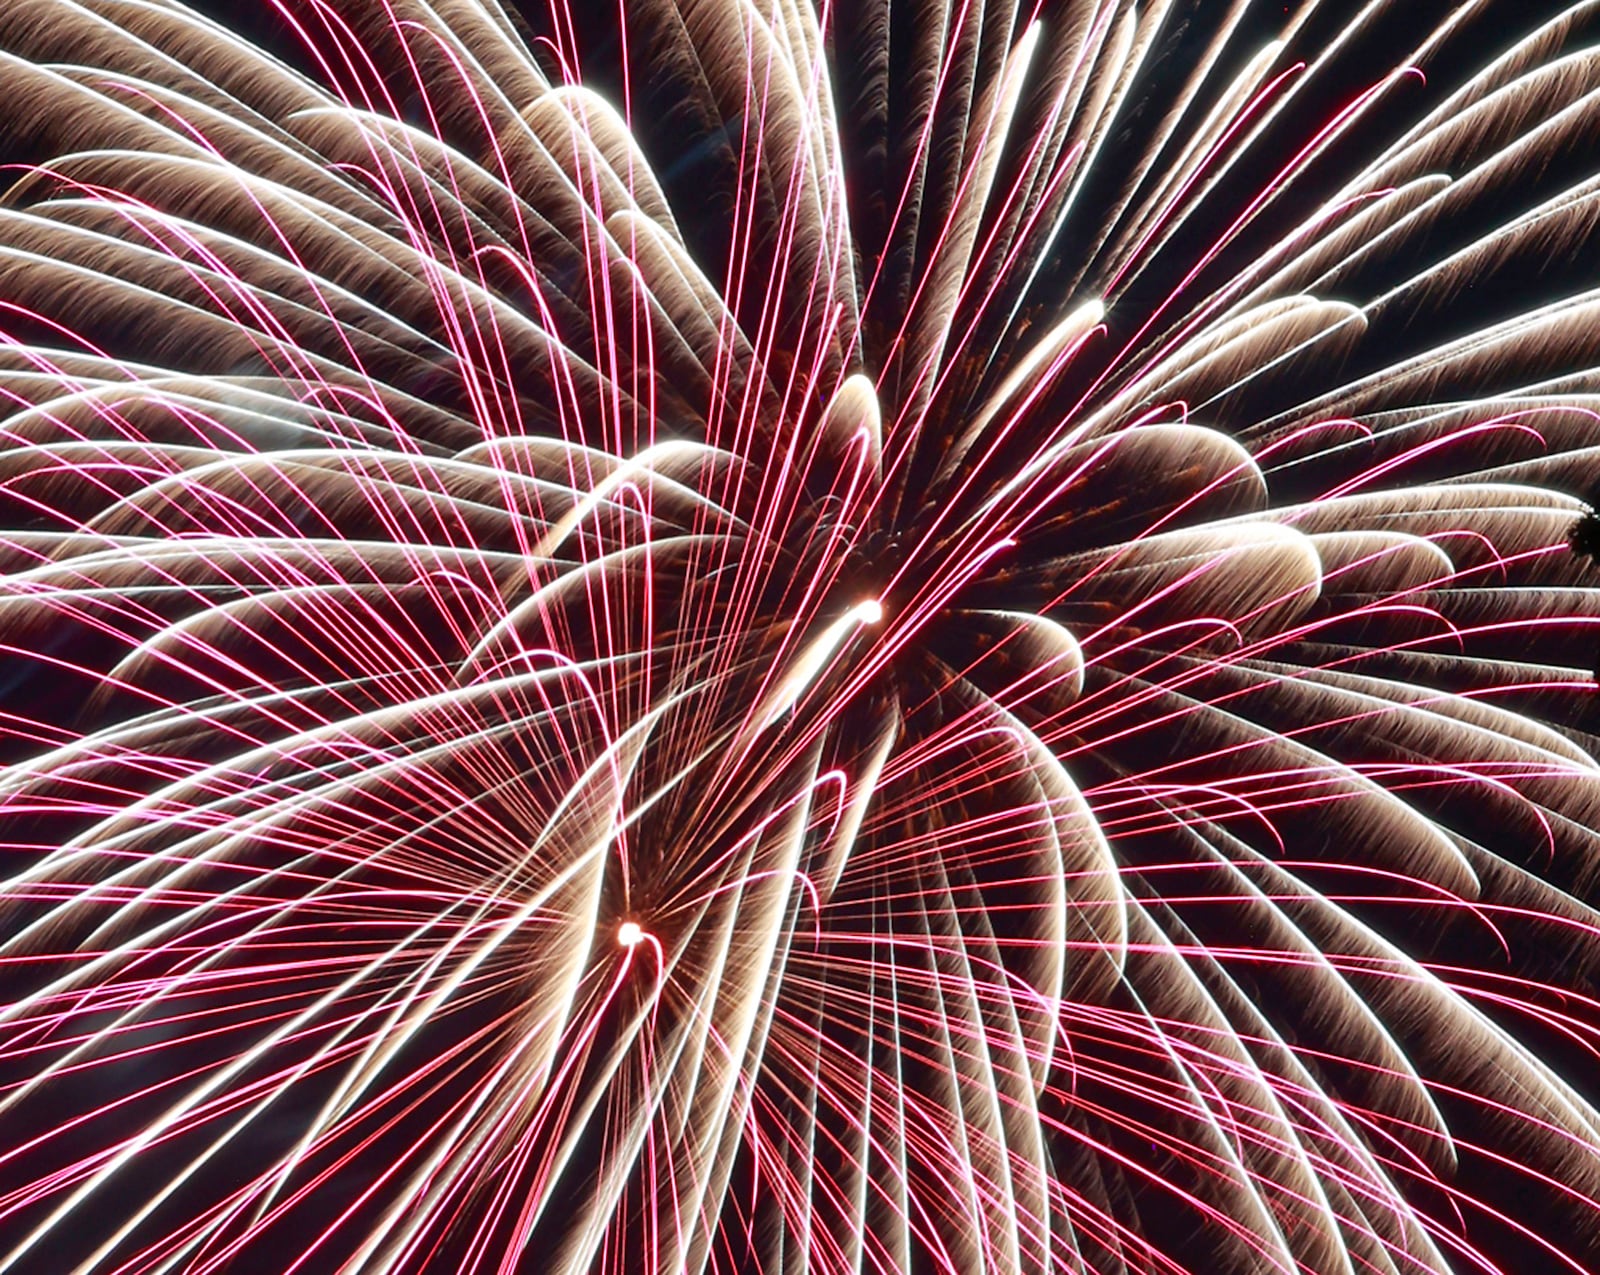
0,0,1599,1271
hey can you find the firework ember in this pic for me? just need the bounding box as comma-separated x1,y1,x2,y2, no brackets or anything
1,0,1599,1271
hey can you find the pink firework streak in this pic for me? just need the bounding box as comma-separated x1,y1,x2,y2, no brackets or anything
1,0,1599,1271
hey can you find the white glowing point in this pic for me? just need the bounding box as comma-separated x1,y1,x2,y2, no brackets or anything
617,920,644,948
855,598,884,625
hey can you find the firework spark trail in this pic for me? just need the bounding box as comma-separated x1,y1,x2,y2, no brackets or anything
0,0,1598,1271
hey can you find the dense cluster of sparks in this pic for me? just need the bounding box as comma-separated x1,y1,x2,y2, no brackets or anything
1,0,1600,1271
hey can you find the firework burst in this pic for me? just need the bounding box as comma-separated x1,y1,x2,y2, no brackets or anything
1,0,1600,1271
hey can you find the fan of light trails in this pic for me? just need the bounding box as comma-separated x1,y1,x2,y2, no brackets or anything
0,0,1599,1271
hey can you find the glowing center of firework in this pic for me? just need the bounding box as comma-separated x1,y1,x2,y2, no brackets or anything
617,920,645,948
